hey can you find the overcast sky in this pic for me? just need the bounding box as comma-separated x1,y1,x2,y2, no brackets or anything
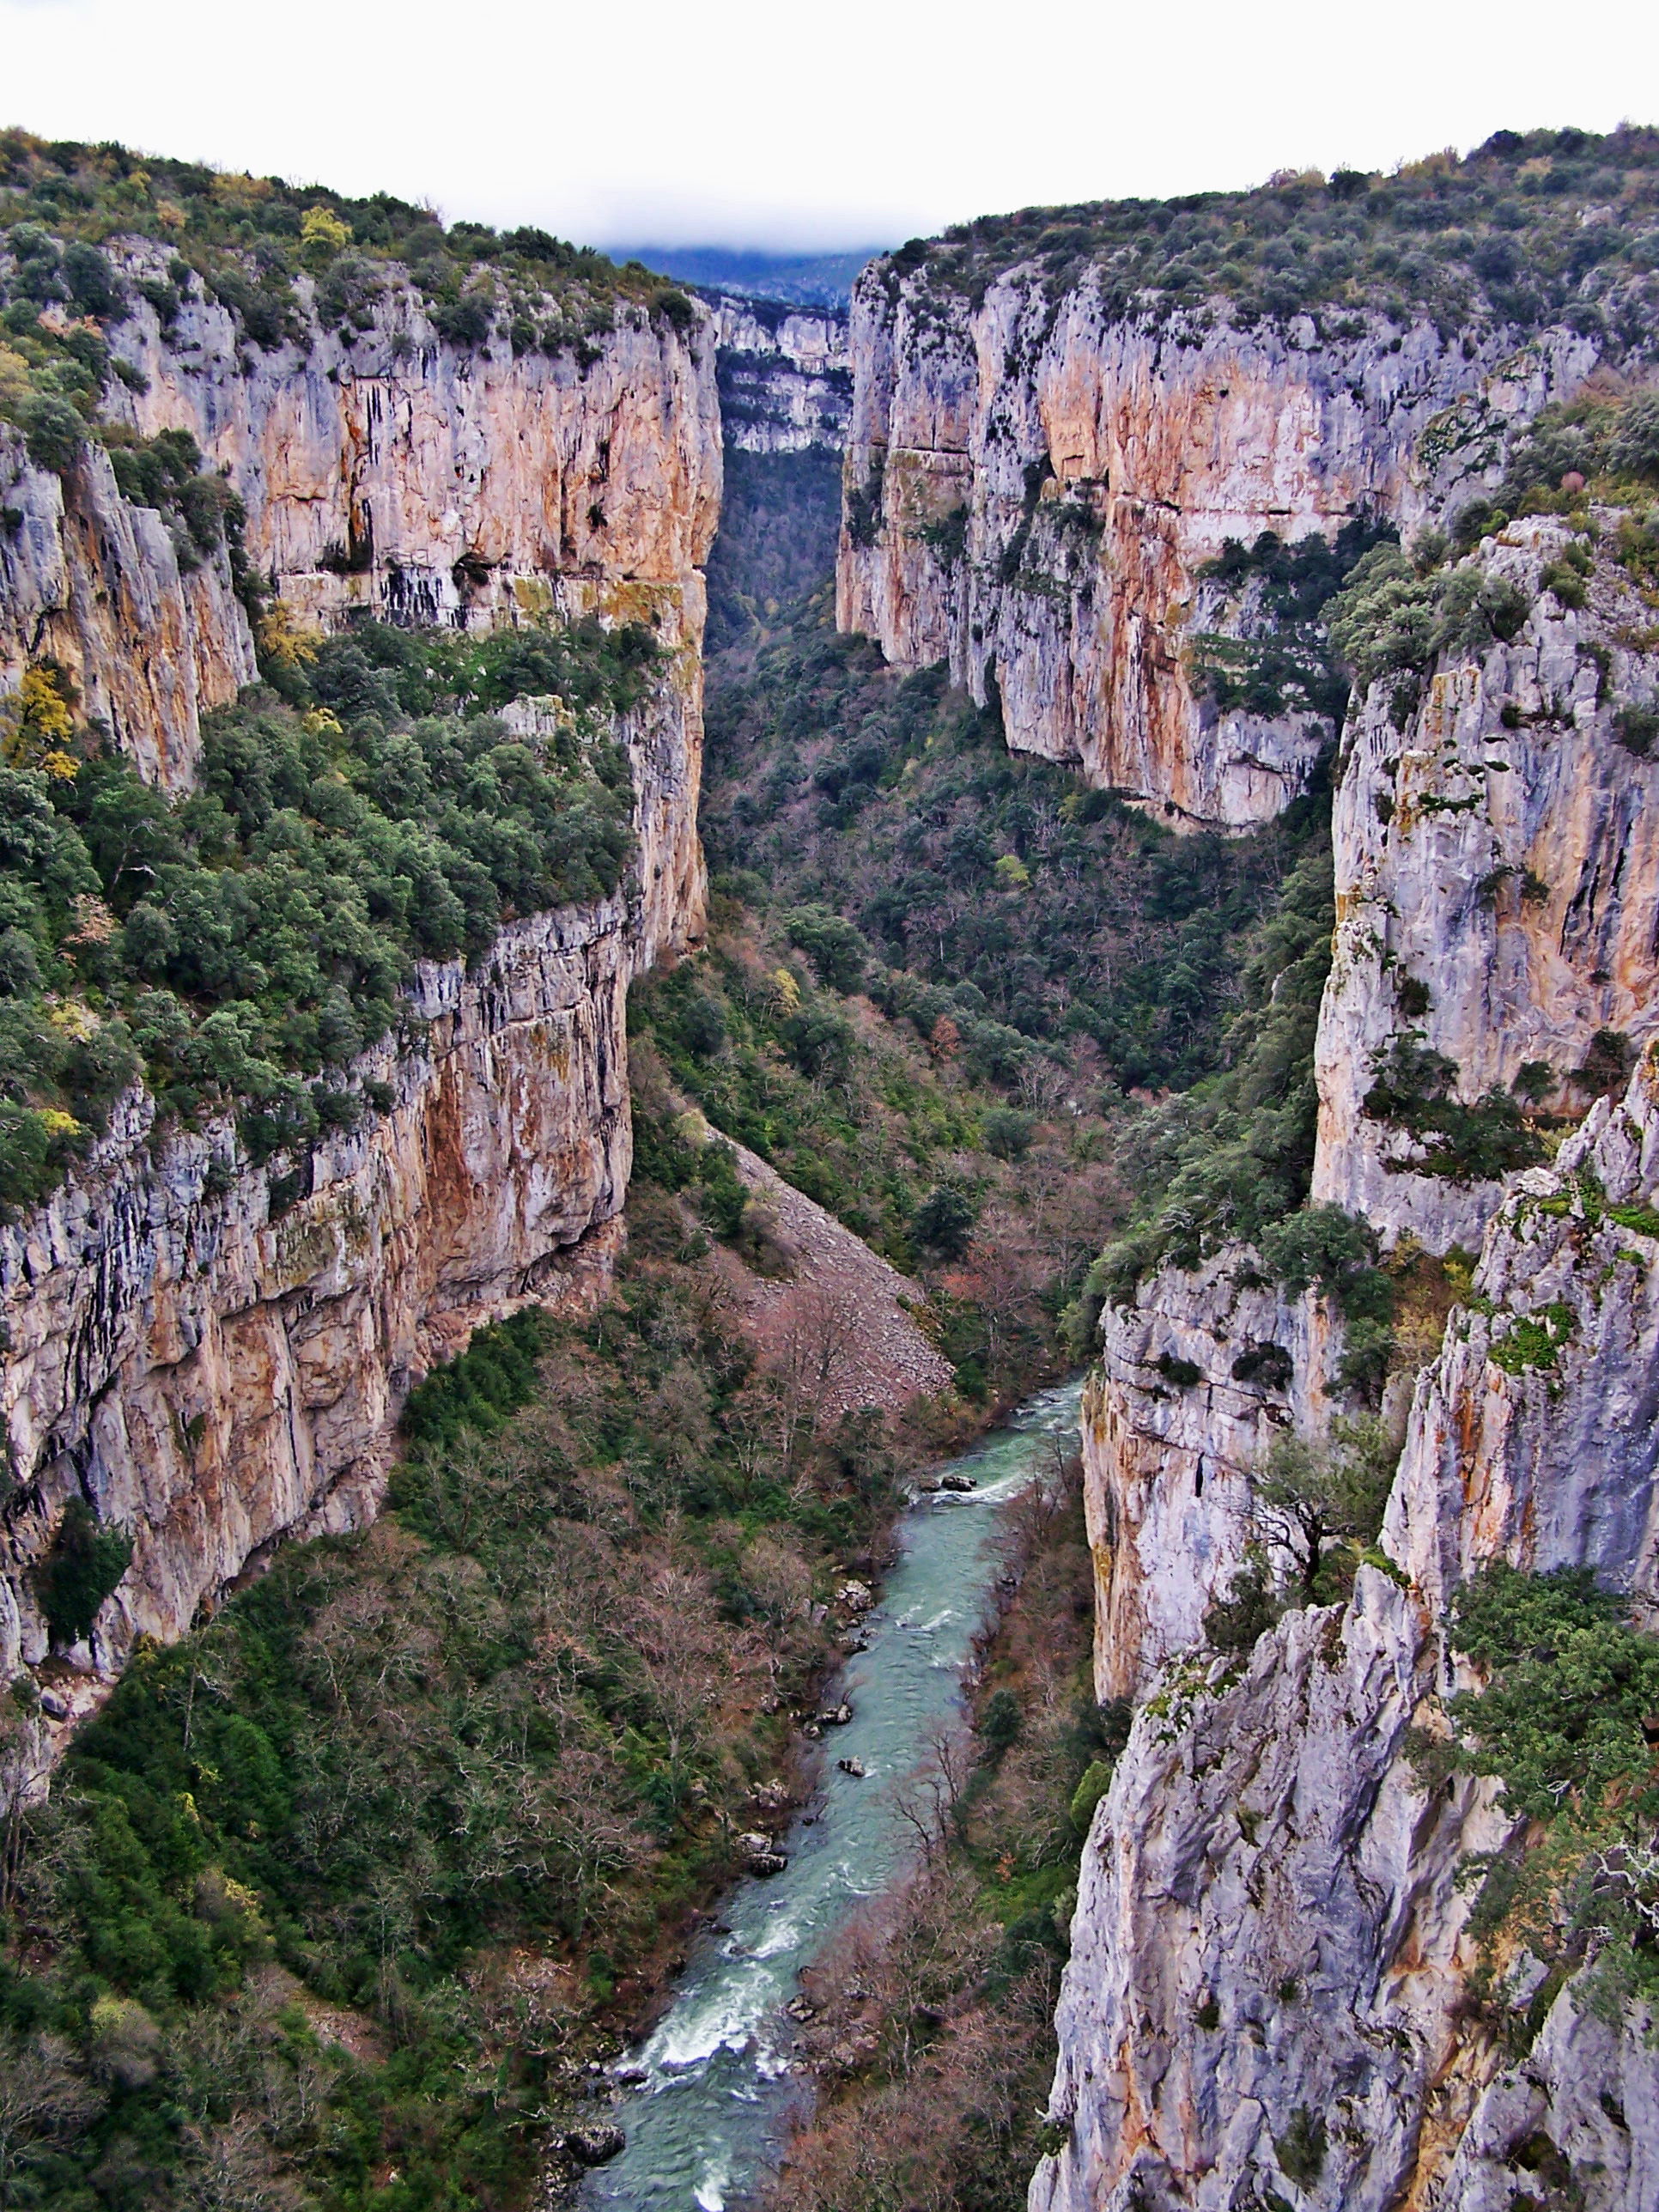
2,0,1655,252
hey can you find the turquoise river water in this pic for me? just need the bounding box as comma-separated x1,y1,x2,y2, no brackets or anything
577,1374,1084,2212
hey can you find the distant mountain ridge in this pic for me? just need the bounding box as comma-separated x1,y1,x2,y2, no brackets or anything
605,242,885,307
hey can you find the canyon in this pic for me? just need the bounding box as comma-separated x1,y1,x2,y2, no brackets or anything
830,157,1659,2209
4,121,1659,2212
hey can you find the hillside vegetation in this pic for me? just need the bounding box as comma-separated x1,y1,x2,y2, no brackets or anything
0,617,649,1216
884,124,1659,343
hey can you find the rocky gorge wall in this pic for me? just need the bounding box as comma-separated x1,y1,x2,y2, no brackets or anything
836,261,1596,827
0,653,708,1741
1085,514,1659,1721
0,264,720,1735
1314,514,1659,1255
1026,454,1659,2203
707,294,849,456
1034,1052,1659,2212
2,239,721,791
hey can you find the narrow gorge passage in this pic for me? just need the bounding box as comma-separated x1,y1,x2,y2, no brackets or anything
6,113,1659,2212
579,1382,1082,2212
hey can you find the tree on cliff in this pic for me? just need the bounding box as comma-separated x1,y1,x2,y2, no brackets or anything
1249,1417,1398,1603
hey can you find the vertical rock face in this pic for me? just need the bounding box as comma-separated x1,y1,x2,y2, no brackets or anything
1085,1261,1334,1699
0,652,707,1715
1,245,721,792
0,263,719,1727
1036,1055,1659,2212
0,424,258,787
837,262,1594,827
1313,517,1659,1255
707,295,850,454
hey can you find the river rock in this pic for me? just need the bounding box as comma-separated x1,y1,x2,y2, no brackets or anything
836,1757,866,1778
561,2124,625,2166
835,1579,875,1611
816,1701,854,1727
939,1474,977,1492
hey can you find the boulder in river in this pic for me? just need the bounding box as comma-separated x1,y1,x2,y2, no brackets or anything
837,1756,866,1778
816,1700,854,1727
736,1832,789,1875
562,2124,626,2166
939,1473,977,1492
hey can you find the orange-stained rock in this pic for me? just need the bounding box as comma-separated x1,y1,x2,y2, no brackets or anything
1,245,721,792
838,265,1595,828
0,658,703,1692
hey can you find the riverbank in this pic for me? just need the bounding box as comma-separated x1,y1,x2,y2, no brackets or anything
571,1379,1085,2212
0,1071,1086,2212
766,1439,1118,2212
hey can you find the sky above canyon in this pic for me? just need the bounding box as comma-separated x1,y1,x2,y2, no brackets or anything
1,0,1653,252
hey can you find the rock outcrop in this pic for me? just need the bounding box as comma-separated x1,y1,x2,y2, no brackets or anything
0,261,720,1725
1035,1050,1659,2212
1314,516,1659,1254
3,242,720,791
707,295,849,455
1084,1259,1334,1700
0,653,707,1721
837,261,1595,827
0,422,257,788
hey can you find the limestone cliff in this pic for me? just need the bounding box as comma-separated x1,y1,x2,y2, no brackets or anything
1315,516,1659,1255
2,238,720,791
837,262,1595,827
0,653,706,1733
0,256,720,1730
1036,1053,1659,2211
708,295,849,455
1083,1261,1334,1701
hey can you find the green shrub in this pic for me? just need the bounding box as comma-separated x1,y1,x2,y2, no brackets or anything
36,1497,133,1644
18,390,86,474
1609,391,1659,483
914,1184,978,1259
1449,1564,1659,1824
1363,1036,1545,1180
0,617,645,1209
398,1308,554,1453
1087,823,1335,1299
878,125,1659,345
59,239,124,319
1273,2109,1328,2190
1613,702,1659,758
983,1106,1036,1160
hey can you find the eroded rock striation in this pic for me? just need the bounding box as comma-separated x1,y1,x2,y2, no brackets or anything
3,244,720,790
1315,515,1659,1254
1037,1054,1659,2212
837,260,1595,827
708,295,850,456
0,273,719,1723
1036,392,1659,2197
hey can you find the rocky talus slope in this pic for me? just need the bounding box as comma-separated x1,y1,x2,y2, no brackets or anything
0,277,720,1723
836,264,1595,827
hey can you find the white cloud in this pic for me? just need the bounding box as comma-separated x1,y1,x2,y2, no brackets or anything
0,0,1652,250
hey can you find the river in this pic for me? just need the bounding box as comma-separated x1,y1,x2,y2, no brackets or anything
576,1374,1084,2212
